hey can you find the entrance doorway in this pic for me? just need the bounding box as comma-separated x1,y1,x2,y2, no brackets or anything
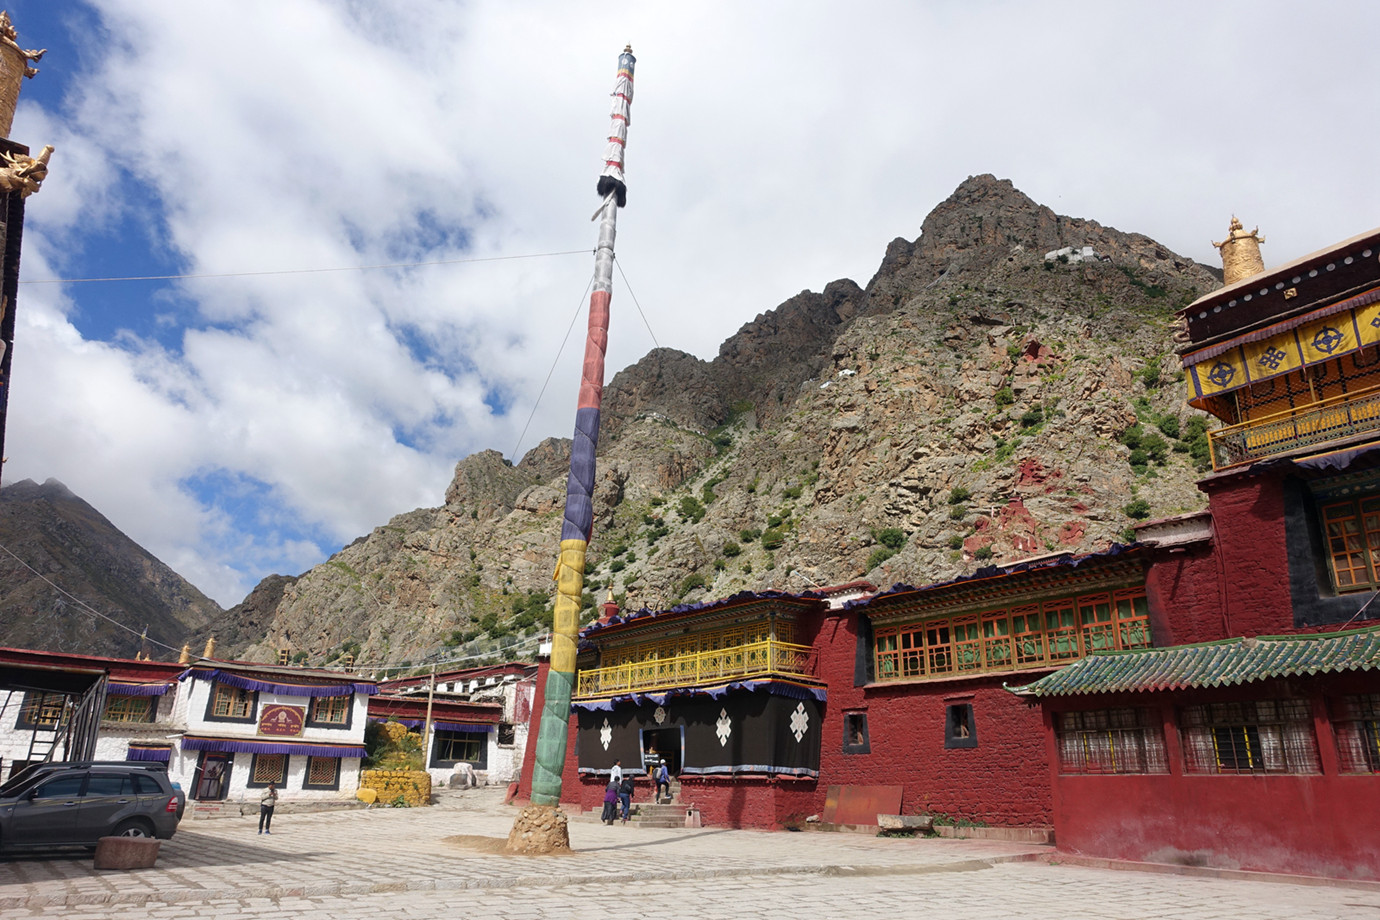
194,752,233,801
639,726,683,776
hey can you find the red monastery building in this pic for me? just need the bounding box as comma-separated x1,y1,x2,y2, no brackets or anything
516,219,1380,881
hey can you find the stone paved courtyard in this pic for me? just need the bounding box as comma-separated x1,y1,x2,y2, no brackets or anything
0,787,1376,919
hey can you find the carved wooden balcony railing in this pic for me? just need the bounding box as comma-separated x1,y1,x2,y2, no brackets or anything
1208,384,1380,470
575,639,816,699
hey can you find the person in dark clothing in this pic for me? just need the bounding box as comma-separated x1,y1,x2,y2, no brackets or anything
601,779,618,825
655,760,670,803
618,774,634,823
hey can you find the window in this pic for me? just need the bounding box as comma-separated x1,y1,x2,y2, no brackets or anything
433,730,486,766
1180,700,1321,775
307,695,351,727
85,774,133,797
249,754,287,786
34,775,85,799
874,589,1151,682
1055,708,1168,774
944,703,977,749
206,683,257,722
304,756,341,789
103,695,155,723
842,712,870,754
15,692,65,729
1332,694,1380,773
1321,497,1380,592
497,722,516,746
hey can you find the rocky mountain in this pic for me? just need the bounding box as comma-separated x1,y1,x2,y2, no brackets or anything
0,477,221,657
221,175,1223,671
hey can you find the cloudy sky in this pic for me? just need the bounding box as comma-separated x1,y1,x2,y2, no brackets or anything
2,1,1376,607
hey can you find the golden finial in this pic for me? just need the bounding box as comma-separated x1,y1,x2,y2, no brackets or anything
1212,216,1266,286
178,644,191,665
203,636,216,659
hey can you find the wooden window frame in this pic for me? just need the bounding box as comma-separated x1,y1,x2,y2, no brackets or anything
872,589,1152,683
1322,496,1380,593
14,692,65,730
103,694,156,724
306,694,353,730
205,682,258,724
432,730,487,768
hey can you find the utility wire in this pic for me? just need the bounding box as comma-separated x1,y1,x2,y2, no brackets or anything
0,540,183,653
18,249,592,285
615,255,660,350
509,272,596,462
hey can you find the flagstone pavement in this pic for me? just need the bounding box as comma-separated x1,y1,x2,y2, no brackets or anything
0,786,1376,919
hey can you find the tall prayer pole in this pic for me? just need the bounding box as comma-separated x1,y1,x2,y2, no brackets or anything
530,46,635,812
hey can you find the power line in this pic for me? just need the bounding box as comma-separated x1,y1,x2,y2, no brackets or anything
17,249,593,285
0,540,183,654
509,272,595,462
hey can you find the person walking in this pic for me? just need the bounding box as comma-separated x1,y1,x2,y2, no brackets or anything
655,760,670,804
600,778,619,825
258,782,278,834
610,758,623,786
618,773,634,824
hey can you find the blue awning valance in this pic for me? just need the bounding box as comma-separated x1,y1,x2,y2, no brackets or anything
109,681,173,697
180,735,366,759
180,667,377,698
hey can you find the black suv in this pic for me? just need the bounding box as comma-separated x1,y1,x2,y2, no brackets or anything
0,761,184,852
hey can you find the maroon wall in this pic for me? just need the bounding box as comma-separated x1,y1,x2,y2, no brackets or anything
811,611,1054,827
1046,679,1380,880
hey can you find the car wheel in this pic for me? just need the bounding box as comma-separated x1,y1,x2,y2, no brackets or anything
112,819,154,838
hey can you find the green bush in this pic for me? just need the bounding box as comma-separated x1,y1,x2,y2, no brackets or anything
866,547,895,570
948,487,971,505
1019,407,1044,428
873,527,907,550
1156,415,1180,439
739,528,761,543
676,573,707,599
947,535,964,550
1141,433,1169,464
974,546,994,561
760,528,786,550
994,386,1015,407
1123,498,1152,520
949,504,967,520
722,541,741,558
783,485,803,499
678,496,706,523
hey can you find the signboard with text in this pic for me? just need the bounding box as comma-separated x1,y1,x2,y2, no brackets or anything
258,704,306,737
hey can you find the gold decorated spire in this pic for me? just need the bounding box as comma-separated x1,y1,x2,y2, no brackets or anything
1213,216,1266,286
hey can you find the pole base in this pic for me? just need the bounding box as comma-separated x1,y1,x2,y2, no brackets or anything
505,804,571,854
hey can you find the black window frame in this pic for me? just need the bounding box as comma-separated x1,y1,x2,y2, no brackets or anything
305,694,354,731
944,703,978,749
303,756,342,790
432,729,488,769
14,691,66,730
246,753,288,788
842,711,870,754
204,682,259,725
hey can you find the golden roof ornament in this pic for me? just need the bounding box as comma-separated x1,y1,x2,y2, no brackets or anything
1213,216,1266,286
0,143,51,196
0,11,44,138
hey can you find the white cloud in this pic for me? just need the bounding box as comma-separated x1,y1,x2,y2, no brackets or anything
3,0,1378,606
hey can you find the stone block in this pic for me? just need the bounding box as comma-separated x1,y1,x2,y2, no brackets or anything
93,836,161,870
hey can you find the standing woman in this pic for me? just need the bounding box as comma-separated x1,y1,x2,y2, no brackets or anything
259,782,278,834
618,773,634,824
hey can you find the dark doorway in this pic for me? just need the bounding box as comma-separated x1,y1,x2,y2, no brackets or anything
640,726,683,775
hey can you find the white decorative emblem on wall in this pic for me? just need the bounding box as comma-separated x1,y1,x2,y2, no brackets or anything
600,718,612,751
654,706,667,725
790,703,810,742
716,708,732,747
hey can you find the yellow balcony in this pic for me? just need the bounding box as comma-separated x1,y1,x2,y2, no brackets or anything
575,639,816,699
1208,383,1380,470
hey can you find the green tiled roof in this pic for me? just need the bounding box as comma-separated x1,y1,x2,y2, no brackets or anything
1007,626,1380,698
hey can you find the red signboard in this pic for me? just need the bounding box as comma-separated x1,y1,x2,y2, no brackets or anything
258,704,305,737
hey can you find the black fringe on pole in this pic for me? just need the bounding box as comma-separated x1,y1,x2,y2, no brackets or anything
597,176,627,207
